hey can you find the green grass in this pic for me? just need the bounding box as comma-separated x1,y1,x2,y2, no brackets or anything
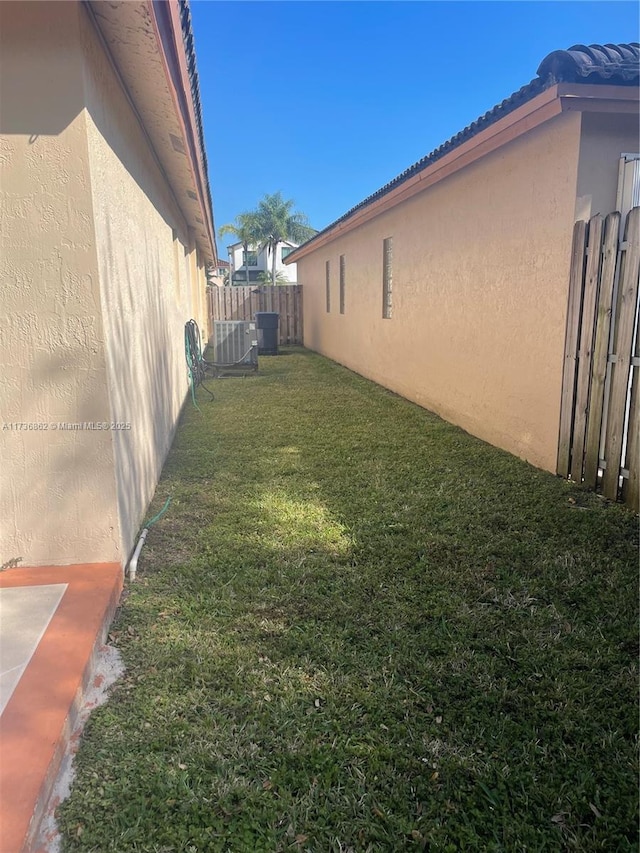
59,348,638,852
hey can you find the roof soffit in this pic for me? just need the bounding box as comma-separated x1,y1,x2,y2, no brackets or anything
85,0,215,263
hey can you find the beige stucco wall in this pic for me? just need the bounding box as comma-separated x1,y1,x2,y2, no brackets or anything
0,2,210,568
0,2,120,566
575,112,639,222
300,111,585,472
79,7,203,561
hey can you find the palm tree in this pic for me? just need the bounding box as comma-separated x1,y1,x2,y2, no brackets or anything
257,269,288,286
253,192,316,286
218,213,260,286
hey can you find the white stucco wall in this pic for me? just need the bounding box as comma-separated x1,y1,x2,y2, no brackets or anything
229,242,298,283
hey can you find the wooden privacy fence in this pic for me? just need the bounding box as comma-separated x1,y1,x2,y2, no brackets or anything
558,206,640,511
207,285,303,345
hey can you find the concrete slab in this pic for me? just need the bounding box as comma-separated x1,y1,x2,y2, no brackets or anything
0,585,68,716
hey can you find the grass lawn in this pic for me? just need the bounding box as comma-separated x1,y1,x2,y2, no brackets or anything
59,348,638,852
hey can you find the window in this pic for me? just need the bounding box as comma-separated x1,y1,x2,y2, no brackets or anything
243,250,258,267
325,260,331,313
281,246,295,261
382,237,393,319
339,254,346,314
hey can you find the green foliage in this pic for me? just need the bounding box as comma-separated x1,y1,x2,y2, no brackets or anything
257,270,289,286
218,213,261,285
252,192,315,285
218,212,260,247
58,350,638,852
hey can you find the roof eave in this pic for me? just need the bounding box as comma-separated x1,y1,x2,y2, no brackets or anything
85,0,216,264
286,81,638,265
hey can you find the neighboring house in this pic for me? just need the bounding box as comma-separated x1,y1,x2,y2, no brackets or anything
228,240,299,285
209,258,230,286
286,43,639,474
0,0,216,569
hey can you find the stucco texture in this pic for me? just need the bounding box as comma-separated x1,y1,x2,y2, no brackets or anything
300,111,585,472
575,112,639,222
80,7,205,560
0,2,210,567
0,2,119,566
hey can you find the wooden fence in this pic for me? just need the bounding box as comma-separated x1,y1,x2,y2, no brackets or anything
207,285,303,345
558,206,639,511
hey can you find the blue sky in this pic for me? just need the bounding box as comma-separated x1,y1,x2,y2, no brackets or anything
190,1,638,249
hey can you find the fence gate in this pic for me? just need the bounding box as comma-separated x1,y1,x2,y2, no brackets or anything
557,206,640,511
207,285,303,346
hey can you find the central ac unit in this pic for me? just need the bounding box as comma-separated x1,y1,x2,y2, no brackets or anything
210,321,258,369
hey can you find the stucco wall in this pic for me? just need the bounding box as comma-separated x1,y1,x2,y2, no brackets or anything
0,2,120,566
0,2,211,568
575,112,639,222
300,111,584,472
80,7,202,561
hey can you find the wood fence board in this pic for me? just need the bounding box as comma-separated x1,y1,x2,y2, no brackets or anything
603,207,640,500
557,220,588,478
584,212,620,487
285,286,292,343
208,285,303,346
621,337,639,512
571,215,604,483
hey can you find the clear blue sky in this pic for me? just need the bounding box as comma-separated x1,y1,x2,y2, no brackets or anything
190,1,638,248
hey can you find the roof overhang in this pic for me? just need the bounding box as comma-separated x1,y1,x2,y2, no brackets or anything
285,81,638,265
85,0,216,264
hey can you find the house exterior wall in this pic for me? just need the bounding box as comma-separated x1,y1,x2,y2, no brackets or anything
80,6,203,562
575,112,639,222
229,243,298,283
0,2,211,568
0,1,121,566
274,244,298,281
299,111,584,473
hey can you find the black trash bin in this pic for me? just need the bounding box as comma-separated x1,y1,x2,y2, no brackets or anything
255,312,279,355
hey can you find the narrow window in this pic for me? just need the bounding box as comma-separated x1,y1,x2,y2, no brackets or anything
339,254,346,314
325,260,331,313
382,237,393,319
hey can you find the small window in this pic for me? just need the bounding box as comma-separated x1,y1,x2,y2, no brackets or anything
382,237,393,319
326,260,331,312
243,250,258,267
339,254,346,314
281,246,295,261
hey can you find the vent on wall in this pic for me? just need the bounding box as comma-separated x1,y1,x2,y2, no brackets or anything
210,321,258,368
169,132,186,154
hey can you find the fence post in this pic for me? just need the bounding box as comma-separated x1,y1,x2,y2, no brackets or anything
583,212,620,487
602,207,640,501
570,215,604,484
557,220,588,478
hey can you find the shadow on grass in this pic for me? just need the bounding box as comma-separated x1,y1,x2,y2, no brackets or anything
59,351,639,852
